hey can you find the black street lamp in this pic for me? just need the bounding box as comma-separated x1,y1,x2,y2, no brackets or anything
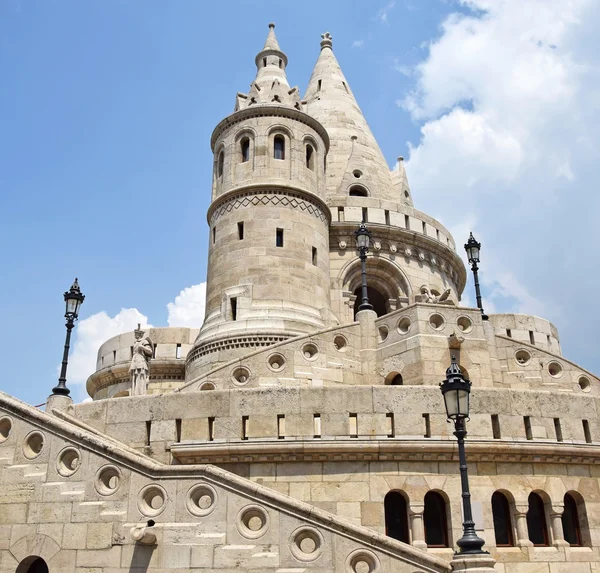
52,278,85,396
440,356,487,555
464,232,488,320
355,222,373,311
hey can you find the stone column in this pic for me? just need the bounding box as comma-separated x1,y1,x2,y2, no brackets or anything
408,503,427,549
514,505,533,547
550,505,569,547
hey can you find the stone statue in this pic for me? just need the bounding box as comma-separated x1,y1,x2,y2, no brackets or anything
130,324,154,396
420,285,452,304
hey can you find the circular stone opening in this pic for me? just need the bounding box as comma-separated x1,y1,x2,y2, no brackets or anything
548,361,563,378
267,353,286,372
186,484,217,517
291,527,324,562
456,316,473,333
346,550,379,573
302,343,319,361
397,317,411,334
237,505,269,539
23,431,44,459
377,326,388,343
353,170,362,178
138,484,167,517
57,447,81,477
333,335,348,351
95,465,122,496
515,349,532,366
0,417,12,443
579,376,591,392
231,366,250,385
429,313,445,330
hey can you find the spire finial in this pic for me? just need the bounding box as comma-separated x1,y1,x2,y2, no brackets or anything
269,22,275,29
320,32,333,50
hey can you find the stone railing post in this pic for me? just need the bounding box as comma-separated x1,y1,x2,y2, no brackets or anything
550,504,569,548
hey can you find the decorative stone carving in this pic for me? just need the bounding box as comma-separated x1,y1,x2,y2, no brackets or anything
339,240,347,250
389,244,397,253
420,285,451,304
373,241,382,251
130,324,154,396
448,332,465,349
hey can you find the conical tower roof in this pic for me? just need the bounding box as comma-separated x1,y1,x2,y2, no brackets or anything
235,23,302,111
304,33,396,201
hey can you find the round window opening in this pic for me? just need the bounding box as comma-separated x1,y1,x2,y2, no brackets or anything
95,465,122,496
377,326,388,343
267,353,286,372
346,550,380,573
290,527,324,562
457,316,473,333
578,376,591,393
334,335,348,351
57,447,81,477
353,170,362,179
302,343,319,360
397,316,411,334
429,313,445,330
186,484,217,517
231,366,251,385
0,417,12,443
548,361,563,378
138,484,167,517
515,349,532,366
237,505,269,539
23,431,44,459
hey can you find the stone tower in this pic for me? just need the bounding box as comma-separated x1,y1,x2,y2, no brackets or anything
187,24,333,381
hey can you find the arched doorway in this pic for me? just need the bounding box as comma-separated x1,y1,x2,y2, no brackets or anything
353,286,388,317
16,557,48,573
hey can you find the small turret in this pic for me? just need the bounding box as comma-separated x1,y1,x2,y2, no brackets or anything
235,23,302,111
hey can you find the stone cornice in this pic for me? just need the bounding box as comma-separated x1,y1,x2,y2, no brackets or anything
207,184,332,226
211,105,330,152
169,437,600,466
330,222,467,293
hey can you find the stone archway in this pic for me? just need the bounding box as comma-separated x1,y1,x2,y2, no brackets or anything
341,257,411,321
10,535,60,573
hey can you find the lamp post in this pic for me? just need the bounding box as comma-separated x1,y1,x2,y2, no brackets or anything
52,278,85,396
440,355,487,555
355,222,373,311
464,232,488,320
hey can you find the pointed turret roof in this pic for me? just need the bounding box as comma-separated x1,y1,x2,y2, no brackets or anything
235,23,302,111
304,33,396,201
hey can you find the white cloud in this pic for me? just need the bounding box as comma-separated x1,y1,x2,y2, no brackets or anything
392,58,412,76
352,40,365,48
376,1,395,24
402,0,600,370
68,308,151,389
167,282,206,328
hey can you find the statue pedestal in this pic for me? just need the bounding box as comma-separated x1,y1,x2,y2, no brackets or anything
450,553,496,572
46,394,73,414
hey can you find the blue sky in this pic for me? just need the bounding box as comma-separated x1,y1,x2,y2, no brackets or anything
1,0,599,404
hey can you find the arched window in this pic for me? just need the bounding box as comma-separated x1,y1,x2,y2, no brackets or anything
424,491,449,547
16,557,49,573
562,493,582,546
492,492,514,547
384,491,410,543
217,150,224,178
240,137,250,163
527,492,549,546
274,135,285,160
306,144,315,170
349,185,368,197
